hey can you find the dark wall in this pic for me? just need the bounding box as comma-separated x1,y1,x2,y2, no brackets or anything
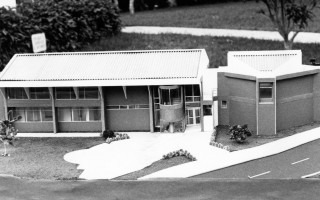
104,86,150,131
276,75,314,131
218,72,257,132
0,93,6,120
58,122,102,132
15,122,53,133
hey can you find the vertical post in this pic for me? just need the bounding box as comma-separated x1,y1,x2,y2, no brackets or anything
0,88,8,120
148,86,154,132
98,86,106,131
48,87,57,133
200,78,204,132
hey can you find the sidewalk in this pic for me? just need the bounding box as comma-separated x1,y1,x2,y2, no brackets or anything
122,26,320,44
139,127,320,179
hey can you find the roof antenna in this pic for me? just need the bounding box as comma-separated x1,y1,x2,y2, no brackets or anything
310,58,320,66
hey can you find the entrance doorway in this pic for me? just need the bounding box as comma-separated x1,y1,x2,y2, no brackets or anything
187,107,200,125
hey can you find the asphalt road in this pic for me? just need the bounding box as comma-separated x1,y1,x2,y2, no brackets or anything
0,176,320,200
194,139,320,179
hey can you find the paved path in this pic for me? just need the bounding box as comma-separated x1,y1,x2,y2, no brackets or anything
194,139,320,179
122,26,320,44
64,130,229,180
1,176,320,200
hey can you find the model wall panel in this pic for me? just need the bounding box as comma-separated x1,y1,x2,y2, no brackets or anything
228,77,256,99
104,86,149,105
313,73,320,121
277,75,313,99
217,73,230,125
258,104,275,135
106,110,150,131
277,98,313,131
58,122,102,132
229,100,256,133
0,93,5,120
15,122,53,133
7,100,52,107
55,100,100,107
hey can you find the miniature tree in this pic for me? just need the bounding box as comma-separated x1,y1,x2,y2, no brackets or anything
258,0,318,49
229,124,252,143
0,111,22,157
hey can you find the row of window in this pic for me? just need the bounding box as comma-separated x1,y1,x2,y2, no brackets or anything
10,107,101,122
106,104,149,110
7,87,99,100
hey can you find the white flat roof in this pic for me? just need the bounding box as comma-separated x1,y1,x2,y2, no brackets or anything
222,50,319,78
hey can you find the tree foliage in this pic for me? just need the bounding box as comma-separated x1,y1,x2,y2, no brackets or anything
0,0,121,71
258,0,319,49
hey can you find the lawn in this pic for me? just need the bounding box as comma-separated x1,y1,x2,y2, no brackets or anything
216,122,320,151
0,137,103,180
83,33,320,68
120,1,320,32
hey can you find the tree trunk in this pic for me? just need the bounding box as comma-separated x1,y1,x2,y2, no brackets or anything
283,41,293,50
129,0,135,14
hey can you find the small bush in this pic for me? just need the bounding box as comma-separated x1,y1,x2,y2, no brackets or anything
105,133,130,144
229,124,252,143
162,149,196,161
101,130,116,139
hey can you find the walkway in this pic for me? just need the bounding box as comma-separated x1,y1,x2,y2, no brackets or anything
122,26,320,44
64,129,229,180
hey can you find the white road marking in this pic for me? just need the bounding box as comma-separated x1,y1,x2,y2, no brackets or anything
248,171,271,179
301,171,320,178
291,158,309,165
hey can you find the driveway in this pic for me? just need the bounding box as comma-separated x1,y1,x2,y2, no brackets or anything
194,138,320,179
64,128,229,180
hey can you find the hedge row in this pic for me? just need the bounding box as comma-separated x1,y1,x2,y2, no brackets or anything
0,0,121,71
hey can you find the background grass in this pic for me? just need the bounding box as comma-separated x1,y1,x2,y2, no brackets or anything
121,1,320,32
83,33,320,68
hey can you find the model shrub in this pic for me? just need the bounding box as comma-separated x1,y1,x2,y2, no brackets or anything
162,149,196,161
101,130,116,139
229,124,252,143
0,113,22,157
0,0,121,71
105,133,130,144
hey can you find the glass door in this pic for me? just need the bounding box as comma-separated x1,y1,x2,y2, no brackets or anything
187,107,200,125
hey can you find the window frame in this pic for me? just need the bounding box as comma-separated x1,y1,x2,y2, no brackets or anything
221,100,228,109
57,107,101,122
259,82,274,103
55,87,76,100
10,107,53,122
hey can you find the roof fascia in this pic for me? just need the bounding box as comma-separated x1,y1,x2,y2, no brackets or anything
224,72,256,81
276,69,320,80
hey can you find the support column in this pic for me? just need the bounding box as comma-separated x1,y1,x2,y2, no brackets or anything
148,86,154,132
0,88,8,120
200,78,204,132
98,86,106,131
49,87,57,133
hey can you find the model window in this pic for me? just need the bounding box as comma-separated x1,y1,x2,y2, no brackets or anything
9,107,52,122
185,85,200,102
56,87,76,99
221,101,227,109
160,87,181,105
259,83,273,102
58,107,101,122
203,105,212,116
79,87,99,99
7,88,28,99
30,88,50,99
106,104,149,110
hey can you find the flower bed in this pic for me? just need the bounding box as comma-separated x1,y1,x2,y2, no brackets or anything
162,149,196,161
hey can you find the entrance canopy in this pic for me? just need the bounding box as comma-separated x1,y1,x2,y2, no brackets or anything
0,49,209,87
